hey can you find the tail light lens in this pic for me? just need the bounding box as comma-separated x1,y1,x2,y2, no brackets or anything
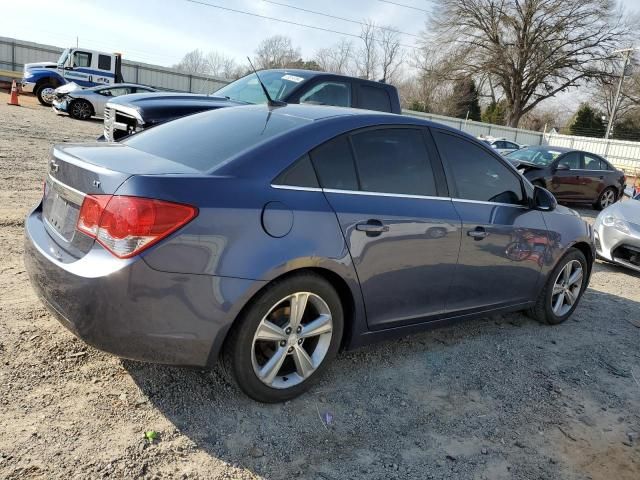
77,195,197,259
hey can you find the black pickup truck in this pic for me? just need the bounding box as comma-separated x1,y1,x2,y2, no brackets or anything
102,69,401,141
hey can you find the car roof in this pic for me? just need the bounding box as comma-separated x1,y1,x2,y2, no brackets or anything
91,83,155,90
262,69,394,88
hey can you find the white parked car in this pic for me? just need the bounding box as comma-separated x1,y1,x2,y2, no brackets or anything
479,137,524,155
52,83,157,120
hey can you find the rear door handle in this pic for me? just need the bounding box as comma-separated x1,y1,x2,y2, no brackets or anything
356,220,389,236
467,227,489,240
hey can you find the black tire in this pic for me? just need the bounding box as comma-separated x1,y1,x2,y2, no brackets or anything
222,272,344,403
36,83,56,106
69,99,94,120
529,248,588,325
594,187,617,210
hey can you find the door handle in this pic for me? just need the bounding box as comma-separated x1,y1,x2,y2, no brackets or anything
356,220,389,236
467,227,489,240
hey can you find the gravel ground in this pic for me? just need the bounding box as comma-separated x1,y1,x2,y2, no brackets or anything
1,92,639,480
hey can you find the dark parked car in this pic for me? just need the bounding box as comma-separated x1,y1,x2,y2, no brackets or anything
25,105,594,403
102,69,402,141
506,146,625,210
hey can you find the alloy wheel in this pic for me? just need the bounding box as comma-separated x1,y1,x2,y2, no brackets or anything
551,259,583,316
251,292,333,389
40,87,55,104
72,101,92,119
600,189,615,208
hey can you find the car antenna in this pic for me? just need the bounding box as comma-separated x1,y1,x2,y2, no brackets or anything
246,57,286,108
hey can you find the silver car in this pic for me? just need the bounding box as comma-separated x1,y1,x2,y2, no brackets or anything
594,199,640,272
480,137,524,155
52,83,156,120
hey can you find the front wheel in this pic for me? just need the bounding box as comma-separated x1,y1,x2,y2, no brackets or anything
222,272,344,403
529,248,588,325
594,187,617,210
69,99,94,120
36,83,56,106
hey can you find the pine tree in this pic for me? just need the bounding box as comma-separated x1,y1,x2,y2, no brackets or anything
569,104,606,138
450,78,481,121
482,100,507,125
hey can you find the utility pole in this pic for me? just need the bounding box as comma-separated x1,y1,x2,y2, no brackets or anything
605,47,636,140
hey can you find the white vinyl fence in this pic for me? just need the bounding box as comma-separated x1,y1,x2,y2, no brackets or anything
0,36,229,94
404,109,640,175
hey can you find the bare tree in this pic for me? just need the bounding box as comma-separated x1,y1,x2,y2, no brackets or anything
426,0,633,127
255,35,301,69
379,28,403,83
173,49,209,75
205,51,242,80
315,39,354,75
356,19,379,80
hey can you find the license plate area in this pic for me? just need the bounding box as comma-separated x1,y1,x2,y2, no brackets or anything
43,177,83,243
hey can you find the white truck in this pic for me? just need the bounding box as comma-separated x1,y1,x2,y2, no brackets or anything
21,47,124,106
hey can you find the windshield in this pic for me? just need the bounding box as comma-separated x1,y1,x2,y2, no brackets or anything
507,147,563,166
213,71,311,104
58,48,70,67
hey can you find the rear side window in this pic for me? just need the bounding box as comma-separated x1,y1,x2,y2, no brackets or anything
558,152,581,169
98,54,111,71
273,154,319,188
434,131,523,205
309,136,359,190
300,82,351,107
359,85,391,112
124,107,309,172
351,128,437,196
584,154,608,171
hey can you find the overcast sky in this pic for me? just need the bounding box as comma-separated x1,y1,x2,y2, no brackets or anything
7,0,638,67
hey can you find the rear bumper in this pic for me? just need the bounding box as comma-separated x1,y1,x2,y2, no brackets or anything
24,206,264,366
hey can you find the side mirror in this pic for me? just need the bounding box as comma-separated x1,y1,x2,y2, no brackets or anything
532,185,557,212
554,163,570,171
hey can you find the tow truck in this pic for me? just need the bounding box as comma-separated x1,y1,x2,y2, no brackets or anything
21,47,124,106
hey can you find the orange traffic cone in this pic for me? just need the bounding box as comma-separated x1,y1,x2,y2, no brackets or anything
7,80,19,106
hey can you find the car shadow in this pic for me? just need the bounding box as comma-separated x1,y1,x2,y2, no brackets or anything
123,284,640,479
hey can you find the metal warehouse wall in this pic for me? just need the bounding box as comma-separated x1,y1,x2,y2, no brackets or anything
0,36,229,94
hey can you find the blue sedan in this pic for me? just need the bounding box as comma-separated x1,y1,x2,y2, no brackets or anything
24,104,594,402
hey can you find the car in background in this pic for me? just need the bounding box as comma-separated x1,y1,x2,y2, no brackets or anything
101,69,402,141
480,137,524,155
507,146,625,210
594,200,640,272
52,83,157,120
25,104,594,403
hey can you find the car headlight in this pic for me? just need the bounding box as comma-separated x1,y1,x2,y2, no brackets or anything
23,73,34,80
602,215,630,234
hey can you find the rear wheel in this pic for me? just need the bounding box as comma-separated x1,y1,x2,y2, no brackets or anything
529,248,588,325
222,272,343,403
594,187,616,210
69,99,94,120
36,83,56,106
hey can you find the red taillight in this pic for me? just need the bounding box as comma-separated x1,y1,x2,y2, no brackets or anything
77,195,197,259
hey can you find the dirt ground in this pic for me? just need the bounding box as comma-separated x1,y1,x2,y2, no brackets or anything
0,91,639,480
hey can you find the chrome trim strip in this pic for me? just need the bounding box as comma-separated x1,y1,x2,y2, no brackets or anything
270,184,323,192
47,174,85,204
322,188,451,201
451,198,529,209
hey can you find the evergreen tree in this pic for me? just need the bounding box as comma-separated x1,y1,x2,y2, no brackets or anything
569,104,606,138
482,100,507,125
450,78,481,121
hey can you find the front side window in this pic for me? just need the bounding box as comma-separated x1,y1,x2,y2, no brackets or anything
558,152,581,169
99,87,132,97
300,82,351,107
309,135,359,191
351,128,437,196
434,131,523,205
72,51,92,68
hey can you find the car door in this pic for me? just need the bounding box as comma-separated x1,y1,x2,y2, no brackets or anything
93,87,132,117
432,129,548,313
310,127,462,329
549,151,583,201
581,153,609,201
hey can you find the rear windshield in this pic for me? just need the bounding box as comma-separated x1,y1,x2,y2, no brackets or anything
124,106,309,172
